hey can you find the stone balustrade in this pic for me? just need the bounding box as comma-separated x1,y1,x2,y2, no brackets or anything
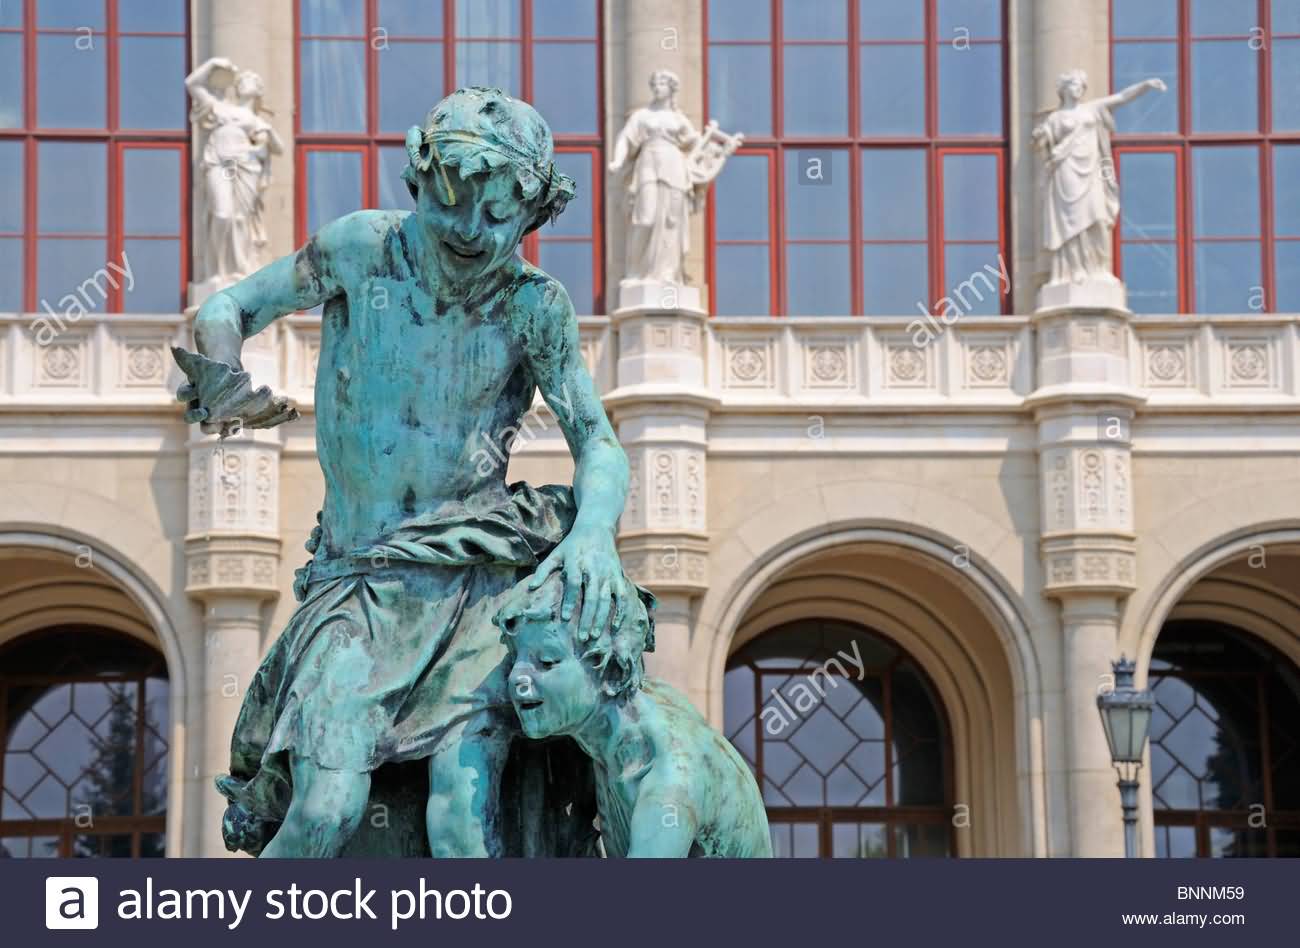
2,312,1298,415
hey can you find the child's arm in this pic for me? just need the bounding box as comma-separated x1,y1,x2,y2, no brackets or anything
626,777,699,858
176,212,361,432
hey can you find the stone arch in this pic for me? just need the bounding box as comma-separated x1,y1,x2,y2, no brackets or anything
0,528,190,856
695,521,1047,857
1129,523,1300,858
1132,523,1300,675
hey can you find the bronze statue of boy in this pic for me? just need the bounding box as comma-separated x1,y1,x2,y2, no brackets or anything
175,88,640,857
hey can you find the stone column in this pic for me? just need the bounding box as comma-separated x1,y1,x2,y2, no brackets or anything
184,428,282,856
605,296,716,710
1029,296,1145,855
1058,594,1127,857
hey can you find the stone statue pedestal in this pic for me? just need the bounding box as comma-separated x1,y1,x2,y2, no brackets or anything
1036,275,1128,315
617,280,703,315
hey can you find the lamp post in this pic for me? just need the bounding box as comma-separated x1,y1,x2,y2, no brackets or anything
1096,656,1153,858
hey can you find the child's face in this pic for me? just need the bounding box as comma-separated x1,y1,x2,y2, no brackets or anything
507,620,601,739
417,166,531,284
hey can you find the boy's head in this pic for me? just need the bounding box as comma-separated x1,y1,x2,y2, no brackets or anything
493,573,655,739
403,87,576,282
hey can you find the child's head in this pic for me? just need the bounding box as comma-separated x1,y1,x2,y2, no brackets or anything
403,87,576,282
493,573,655,739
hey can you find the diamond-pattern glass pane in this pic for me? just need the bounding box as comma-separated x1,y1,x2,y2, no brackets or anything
32,715,98,786
844,692,886,739
726,619,952,858
2,632,171,860
1150,620,1300,857
762,740,801,785
30,684,71,726
788,706,858,775
784,763,824,805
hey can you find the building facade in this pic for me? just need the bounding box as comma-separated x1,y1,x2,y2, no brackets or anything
1,0,1298,859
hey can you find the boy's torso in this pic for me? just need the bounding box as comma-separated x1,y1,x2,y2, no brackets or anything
310,213,551,555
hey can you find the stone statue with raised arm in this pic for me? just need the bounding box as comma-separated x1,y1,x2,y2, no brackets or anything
609,69,743,310
1032,69,1165,309
186,57,284,304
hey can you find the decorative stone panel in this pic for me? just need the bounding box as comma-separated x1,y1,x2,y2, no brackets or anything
1223,336,1278,390
1040,443,1133,535
1141,336,1192,389
723,337,776,391
620,446,706,533
184,534,281,600
881,336,934,390
617,537,709,594
188,436,280,535
1041,537,1137,596
35,335,91,389
799,337,855,391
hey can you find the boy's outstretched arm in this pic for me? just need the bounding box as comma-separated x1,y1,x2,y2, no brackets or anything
522,279,635,642
177,224,342,432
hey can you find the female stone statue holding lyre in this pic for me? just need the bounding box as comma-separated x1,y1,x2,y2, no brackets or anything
609,69,742,292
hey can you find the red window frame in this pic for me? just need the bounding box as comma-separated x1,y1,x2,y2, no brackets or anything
1111,0,1300,313
0,0,190,314
293,0,605,313
702,0,1010,317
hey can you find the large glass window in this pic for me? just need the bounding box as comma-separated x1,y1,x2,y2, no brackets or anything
1149,621,1300,857
295,0,604,313
706,0,1007,316
1113,0,1300,313
1,627,169,858
0,0,189,314
725,620,954,857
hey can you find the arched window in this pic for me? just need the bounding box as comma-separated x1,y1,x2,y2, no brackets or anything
1150,620,1300,857
1,627,169,858
294,0,604,313
704,0,1007,316
1111,0,1300,313
0,0,190,314
725,620,954,857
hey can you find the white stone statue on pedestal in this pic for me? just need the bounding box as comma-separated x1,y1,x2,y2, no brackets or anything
609,69,743,312
186,57,284,306
1032,69,1165,311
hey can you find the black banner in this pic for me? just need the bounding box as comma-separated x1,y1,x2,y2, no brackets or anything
7,858,1291,946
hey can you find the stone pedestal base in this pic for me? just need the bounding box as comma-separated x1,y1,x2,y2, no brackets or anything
1036,276,1128,314
617,280,703,314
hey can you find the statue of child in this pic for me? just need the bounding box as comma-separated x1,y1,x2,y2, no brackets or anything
494,574,772,858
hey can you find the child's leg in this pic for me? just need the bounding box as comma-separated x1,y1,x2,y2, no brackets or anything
425,709,513,858
260,753,371,858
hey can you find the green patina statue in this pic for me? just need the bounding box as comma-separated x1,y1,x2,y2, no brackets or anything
495,574,773,857
173,87,769,858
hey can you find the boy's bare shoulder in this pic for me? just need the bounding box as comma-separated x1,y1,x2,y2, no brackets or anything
309,209,413,277
509,261,578,359
640,682,723,765
508,260,573,315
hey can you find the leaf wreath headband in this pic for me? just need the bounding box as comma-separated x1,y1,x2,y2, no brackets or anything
403,125,577,233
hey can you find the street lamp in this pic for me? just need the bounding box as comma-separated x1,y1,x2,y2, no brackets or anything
1097,656,1153,858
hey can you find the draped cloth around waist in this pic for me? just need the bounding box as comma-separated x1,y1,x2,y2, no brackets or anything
218,482,576,832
